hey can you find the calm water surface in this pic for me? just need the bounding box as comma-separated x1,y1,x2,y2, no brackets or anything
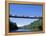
11,28,33,32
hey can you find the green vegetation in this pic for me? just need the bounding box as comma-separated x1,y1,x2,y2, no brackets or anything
9,21,18,32
21,19,42,31
9,19,42,32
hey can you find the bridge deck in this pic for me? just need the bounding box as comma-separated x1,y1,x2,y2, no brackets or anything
9,16,43,19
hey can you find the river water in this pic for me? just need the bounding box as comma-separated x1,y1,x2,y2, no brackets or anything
11,28,33,32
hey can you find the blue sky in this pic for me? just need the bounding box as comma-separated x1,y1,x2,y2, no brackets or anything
9,4,42,27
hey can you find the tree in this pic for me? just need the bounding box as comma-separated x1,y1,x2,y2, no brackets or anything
9,20,18,32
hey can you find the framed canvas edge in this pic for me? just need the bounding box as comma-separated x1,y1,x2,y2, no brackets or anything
5,1,45,36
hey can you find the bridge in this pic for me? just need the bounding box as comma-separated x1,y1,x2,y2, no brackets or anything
9,15,43,19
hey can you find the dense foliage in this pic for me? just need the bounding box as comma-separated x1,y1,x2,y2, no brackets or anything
22,19,42,31
9,19,42,32
9,21,18,32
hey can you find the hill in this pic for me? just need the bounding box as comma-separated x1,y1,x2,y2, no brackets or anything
21,19,42,31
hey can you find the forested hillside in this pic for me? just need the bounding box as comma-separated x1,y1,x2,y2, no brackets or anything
21,19,42,31
9,21,18,32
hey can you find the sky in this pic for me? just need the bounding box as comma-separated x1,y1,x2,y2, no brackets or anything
9,4,42,27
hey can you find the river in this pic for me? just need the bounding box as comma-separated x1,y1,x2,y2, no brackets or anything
11,28,33,32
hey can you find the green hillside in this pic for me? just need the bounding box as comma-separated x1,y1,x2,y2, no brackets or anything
22,19,42,31
9,21,18,32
